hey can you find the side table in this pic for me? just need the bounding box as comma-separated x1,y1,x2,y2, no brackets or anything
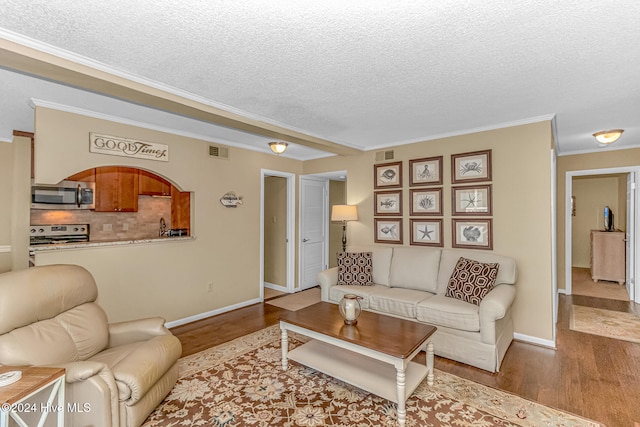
0,366,65,427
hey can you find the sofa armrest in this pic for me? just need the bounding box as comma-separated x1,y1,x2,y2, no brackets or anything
108,316,171,348
318,267,339,302
479,284,516,343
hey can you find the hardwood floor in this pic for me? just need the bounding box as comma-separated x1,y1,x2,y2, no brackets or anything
170,294,640,427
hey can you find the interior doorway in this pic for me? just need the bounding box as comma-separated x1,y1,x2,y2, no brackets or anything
260,169,295,299
565,167,639,303
299,171,347,291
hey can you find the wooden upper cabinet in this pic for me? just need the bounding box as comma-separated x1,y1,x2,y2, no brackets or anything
95,166,139,212
66,169,96,182
171,185,190,233
138,170,171,196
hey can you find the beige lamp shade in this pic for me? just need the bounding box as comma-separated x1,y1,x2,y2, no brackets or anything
331,205,358,222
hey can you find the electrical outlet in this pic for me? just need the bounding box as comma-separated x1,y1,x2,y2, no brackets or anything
102,224,112,232
122,223,129,231
207,282,214,292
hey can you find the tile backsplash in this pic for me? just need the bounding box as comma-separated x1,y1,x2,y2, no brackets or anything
31,196,172,241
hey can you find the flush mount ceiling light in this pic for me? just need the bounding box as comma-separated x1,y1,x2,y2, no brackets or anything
269,141,288,154
593,129,624,145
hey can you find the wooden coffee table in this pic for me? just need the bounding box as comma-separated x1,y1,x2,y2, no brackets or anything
279,302,436,426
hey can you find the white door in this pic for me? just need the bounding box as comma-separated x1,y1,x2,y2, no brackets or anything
300,177,328,290
626,173,636,300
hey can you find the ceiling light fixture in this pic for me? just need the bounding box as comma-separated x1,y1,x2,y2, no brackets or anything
269,141,288,154
593,129,624,145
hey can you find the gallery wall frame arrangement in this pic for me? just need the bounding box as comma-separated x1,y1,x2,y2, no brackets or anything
374,161,403,189
451,185,492,216
374,190,403,216
374,218,403,244
409,156,443,186
409,188,442,216
451,149,492,184
452,218,493,250
410,219,443,247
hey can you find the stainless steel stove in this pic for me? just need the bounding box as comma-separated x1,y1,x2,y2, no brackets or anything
29,224,90,245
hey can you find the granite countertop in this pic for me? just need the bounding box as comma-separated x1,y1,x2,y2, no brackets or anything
30,236,195,251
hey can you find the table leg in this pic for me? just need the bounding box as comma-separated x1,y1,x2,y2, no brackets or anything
280,325,289,371
396,367,406,426
426,341,434,386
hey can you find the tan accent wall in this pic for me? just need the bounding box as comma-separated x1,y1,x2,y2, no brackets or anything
328,180,346,267
556,148,640,291
571,175,625,268
305,122,555,341
30,107,302,323
264,176,287,286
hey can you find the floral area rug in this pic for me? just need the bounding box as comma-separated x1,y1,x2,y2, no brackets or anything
570,304,640,344
143,325,602,427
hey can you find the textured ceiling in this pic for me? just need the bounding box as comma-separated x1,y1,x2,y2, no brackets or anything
1,0,639,158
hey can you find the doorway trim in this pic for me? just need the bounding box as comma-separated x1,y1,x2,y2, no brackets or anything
260,169,296,299
564,166,639,302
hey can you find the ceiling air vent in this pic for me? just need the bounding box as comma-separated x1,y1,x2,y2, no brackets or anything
375,150,395,162
209,145,229,159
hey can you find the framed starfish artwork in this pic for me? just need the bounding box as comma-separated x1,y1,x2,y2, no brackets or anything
452,185,492,216
409,219,443,247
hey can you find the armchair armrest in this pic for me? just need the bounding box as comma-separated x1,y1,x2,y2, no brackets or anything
317,267,339,301
53,360,110,383
108,316,170,348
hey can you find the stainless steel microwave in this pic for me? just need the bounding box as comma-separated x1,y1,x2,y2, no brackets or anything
31,179,95,210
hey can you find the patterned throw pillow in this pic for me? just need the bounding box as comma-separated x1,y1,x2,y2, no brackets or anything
337,252,373,286
445,257,500,305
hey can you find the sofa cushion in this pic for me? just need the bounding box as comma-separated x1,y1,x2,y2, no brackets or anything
416,294,480,332
337,252,373,286
369,287,434,318
347,245,393,286
445,257,499,305
329,284,387,309
389,247,441,292
436,249,516,294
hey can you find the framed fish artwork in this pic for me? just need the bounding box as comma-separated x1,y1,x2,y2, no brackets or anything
409,156,443,186
452,219,493,250
374,161,402,189
374,190,402,216
409,188,442,216
374,218,403,244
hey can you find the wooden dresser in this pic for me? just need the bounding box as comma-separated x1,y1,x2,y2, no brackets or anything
590,230,625,284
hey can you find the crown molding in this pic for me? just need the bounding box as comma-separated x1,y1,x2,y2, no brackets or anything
363,114,557,152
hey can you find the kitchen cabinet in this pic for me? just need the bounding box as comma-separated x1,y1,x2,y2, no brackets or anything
138,170,171,196
95,167,139,212
590,230,625,284
171,185,190,233
66,168,96,182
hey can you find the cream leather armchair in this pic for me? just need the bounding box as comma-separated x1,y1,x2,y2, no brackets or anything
0,264,182,427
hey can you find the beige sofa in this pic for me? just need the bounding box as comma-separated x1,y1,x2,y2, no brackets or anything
318,245,517,372
0,264,182,427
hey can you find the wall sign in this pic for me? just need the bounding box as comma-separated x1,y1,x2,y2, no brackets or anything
90,133,169,162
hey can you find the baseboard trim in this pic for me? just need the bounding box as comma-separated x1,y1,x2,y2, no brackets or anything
165,297,261,328
264,282,288,293
557,288,568,295
514,332,556,349
0,246,11,253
